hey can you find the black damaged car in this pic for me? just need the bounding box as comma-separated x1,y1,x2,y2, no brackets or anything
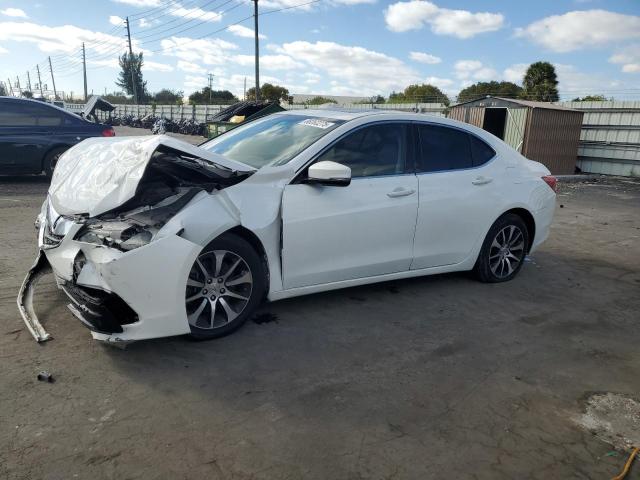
0,96,115,177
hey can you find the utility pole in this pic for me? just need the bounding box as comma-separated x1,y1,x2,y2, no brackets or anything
125,17,139,104
16,76,21,95
243,76,247,101
7,78,13,96
208,73,214,104
81,43,88,101
26,71,32,93
253,0,260,101
48,56,58,100
36,65,43,97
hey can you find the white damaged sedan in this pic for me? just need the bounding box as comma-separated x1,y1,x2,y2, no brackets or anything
18,110,557,343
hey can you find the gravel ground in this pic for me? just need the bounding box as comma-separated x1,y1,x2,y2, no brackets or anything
1,155,639,479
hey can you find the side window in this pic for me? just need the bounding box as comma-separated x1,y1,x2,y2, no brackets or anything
316,123,405,178
0,102,64,127
0,103,38,126
416,124,472,173
469,134,496,167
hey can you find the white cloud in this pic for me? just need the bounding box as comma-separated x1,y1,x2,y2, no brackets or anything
609,45,640,74
1,7,28,18
0,21,140,56
454,60,497,82
0,46,8,54
177,60,206,74
171,4,222,22
554,63,630,96
88,58,119,69
227,24,266,39
160,36,238,65
112,0,221,22
425,76,453,89
304,72,322,84
332,0,376,4
502,63,528,84
109,15,123,26
111,0,161,6
385,1,504,38
277,41,420,95
515,10,640,52
233,54,302,70
145,60,174,72
409,51,441,64
253,0,316,11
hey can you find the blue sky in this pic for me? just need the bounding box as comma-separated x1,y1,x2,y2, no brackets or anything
0,0,638,101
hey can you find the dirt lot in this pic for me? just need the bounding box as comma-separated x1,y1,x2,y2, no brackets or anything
1,134,639,479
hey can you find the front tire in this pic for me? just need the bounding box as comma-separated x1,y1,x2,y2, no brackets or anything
185,233,266,339
474,213,529,283
43,147,67,178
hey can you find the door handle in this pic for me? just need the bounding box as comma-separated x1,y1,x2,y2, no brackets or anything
472,176,493,185
387,187,416,198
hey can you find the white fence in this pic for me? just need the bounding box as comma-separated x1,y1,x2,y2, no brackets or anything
65,102,447,122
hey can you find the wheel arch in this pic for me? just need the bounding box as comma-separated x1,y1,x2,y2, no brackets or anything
223,225,270,296
501,207,536,253
41,144,71,172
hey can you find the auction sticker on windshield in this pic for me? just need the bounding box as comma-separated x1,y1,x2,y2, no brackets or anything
299,119,336,129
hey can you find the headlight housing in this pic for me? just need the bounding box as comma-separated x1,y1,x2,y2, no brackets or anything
74,222,155,251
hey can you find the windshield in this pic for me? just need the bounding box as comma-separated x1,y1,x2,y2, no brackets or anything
200,114,345,169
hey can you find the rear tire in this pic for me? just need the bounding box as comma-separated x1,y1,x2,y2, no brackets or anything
43,147,67,178
186,233,266,340
474,213,529,283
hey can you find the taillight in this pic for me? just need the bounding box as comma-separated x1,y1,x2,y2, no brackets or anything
542,175,557,192
101,128,115,137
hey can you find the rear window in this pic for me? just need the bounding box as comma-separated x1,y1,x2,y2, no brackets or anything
201,114,345,169
417,124,472,172
470,134,496,167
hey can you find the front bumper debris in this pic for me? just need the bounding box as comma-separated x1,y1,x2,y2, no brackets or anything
17,251,53,342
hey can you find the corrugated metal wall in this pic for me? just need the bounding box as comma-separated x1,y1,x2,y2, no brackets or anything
522,108,584,175
448,106,484,126
558,101,640,177
503,108,527,152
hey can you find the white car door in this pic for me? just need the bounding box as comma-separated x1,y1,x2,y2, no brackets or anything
411,123,503,270
282,122,418,289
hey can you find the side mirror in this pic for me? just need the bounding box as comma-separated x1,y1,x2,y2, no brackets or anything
305,161,351,187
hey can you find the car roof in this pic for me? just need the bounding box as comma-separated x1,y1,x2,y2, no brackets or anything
273,108,472,129
0,96,76,116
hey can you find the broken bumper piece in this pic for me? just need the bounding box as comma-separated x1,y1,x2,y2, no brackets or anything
17,233,201,343
17,251,53,342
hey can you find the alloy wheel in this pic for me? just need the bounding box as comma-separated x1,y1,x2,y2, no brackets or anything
489,225,525,279
185,250,253,329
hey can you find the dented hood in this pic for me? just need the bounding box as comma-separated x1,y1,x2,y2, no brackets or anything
49,135,255,217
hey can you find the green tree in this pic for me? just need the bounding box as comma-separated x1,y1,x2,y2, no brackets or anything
22,90,34,99
0,82,6,96
115,52,148,102
388,84,450,105
521,61,559,102
457,81,523,103
152,89,183,104
246,83,290,103
188,88,238,104
354,95,386,104
306,96,337,105
103,92,134,104
571,95,610,102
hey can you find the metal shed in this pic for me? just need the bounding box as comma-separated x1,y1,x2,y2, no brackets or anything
448,96,584,174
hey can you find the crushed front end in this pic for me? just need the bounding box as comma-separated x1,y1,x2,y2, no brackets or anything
17,135,253,343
